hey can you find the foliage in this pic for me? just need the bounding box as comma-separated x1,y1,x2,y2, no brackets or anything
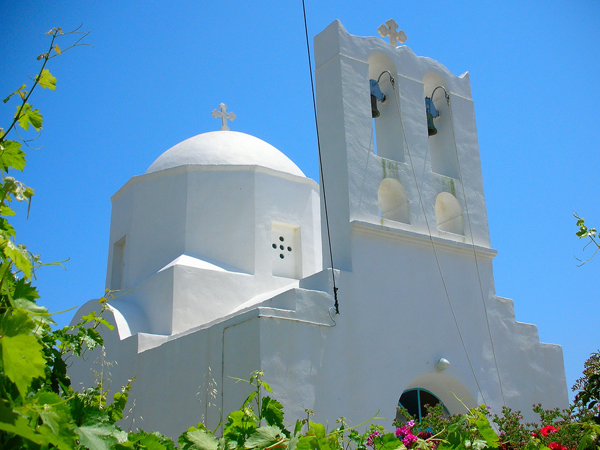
574,214,599,265
0,25,136,449
398,400,600,450
573,351,600,425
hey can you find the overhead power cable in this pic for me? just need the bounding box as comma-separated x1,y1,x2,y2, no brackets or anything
301,0,339,313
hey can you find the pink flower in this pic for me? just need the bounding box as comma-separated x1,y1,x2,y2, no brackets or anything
402,434,418,448
366,430,382,448
396,425,410,437
406,420,415,428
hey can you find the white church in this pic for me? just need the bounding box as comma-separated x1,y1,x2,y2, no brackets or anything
69,20,568,437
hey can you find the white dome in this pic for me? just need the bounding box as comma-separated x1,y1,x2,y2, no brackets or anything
146,131,305,177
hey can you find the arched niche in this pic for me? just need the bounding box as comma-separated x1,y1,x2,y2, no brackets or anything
435,192,464,235
368,52,404,162
401,372,477,417
423,72,459,179
397,388,449,422
378,178,409,224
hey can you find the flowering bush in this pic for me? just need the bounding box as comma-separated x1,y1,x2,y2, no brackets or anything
393,420,420,449
407,400,600,450
573,351,600,426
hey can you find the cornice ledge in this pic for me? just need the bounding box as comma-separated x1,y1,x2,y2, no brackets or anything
351,220,497,259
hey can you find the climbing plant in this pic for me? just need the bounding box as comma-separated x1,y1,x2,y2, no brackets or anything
0,26,138,449
574,214,599,266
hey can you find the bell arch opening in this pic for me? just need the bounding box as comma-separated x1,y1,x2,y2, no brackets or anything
368,52,404,162
423,72,459,179
378,178,409,224
397,388,448,422
435,192,464,235
397,372,477,421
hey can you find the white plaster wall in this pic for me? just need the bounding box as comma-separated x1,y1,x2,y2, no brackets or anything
109,170,188,289
258,230,567,426
254,170,322,278
68,19,568,441
315,20,492,276
69,235,568,437
102,163,321,336
299,19,567,425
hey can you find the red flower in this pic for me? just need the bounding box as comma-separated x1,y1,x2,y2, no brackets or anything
531,432,538,438
547,442,567,450
540,425,559,436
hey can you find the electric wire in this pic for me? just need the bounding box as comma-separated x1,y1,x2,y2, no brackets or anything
301,0,339,313
444,92,507,406
387,79,487,405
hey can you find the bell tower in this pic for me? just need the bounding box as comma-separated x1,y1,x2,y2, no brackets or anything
314,20,491,271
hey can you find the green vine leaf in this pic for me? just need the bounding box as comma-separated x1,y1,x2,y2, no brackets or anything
1,205,16,216
13,276,41,301
1,238,33,279
38,69,57,90
3,84,27,104
378,433,403,450
16,103,43,132
32,391,78,449
1,332,46,396
0,140,27,172
184,429,219,450
244,425,285,449
75,420,120,450
471,411,499,448
14,298,55,328
261,396,284,429
0,411,49,446
0,309,36,336
0,218,16,237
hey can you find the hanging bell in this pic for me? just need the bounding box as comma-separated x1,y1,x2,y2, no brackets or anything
427,113,437,136
370,79,386,119
425,96,439,136
371,94,380,118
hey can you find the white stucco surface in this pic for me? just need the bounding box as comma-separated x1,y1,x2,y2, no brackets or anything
68,20,568,440
146,130,305,177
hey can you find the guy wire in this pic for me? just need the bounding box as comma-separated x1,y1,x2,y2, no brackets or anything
388,80,487,406
445,93,506,406
301,0,339,313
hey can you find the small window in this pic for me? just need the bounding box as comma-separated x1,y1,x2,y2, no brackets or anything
271,222,301,279
397,388,448,421
111,236,126,290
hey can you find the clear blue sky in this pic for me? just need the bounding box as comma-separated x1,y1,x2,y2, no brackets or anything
2,1,599,403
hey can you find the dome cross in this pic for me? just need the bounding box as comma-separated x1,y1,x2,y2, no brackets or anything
377,19,407,46
211,103,236,131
